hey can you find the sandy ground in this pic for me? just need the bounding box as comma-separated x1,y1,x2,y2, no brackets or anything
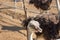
0,0,60,40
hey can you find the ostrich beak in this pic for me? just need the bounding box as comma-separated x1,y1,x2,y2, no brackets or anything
35,26,42,33
37,27,42,33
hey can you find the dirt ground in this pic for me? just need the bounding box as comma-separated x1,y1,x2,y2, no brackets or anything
0,0,60,40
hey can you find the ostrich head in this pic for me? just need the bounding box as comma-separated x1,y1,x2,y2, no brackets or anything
23,17,42,33
28,20,42,33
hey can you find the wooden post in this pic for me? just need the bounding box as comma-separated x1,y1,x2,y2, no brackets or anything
22,0,27,19
22,0,29,40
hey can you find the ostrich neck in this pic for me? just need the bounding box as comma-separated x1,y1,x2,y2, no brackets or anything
27,26,34,40
30,33,33,40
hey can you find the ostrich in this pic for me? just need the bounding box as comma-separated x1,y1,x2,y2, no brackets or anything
23,15,60,40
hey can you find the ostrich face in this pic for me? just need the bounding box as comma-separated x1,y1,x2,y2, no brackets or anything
29,20,42,33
